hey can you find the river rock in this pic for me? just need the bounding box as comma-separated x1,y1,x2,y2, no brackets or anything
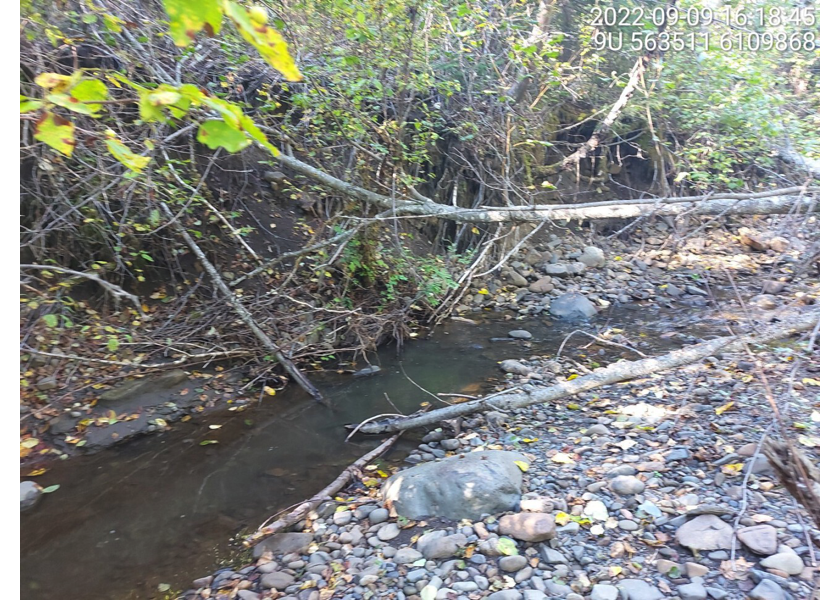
419,532,466,559
353,365,381,378
579,246,606,267
748,579,786,600
20,481,42,511
504,269,529,287
677,582,708,600
583,500,608,522
548,293,597,319
488,591,523,600
260,571,294,591
381,451,527,520
544,263,568,276
750,295,778,310
252,532,313,558
736,525,778,555
500,360,531,375
100,370,189,402
529,277,554,294
508,329,533,339
499,512,555,542
617,579,664,600
609,475,645,495
760,551,804,575
377,523,400,541
393,548,423,564
591,584,619,600
676,515,734,551
499,555,528,572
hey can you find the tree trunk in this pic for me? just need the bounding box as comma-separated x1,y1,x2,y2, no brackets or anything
158,203,326,404
350,312,818,435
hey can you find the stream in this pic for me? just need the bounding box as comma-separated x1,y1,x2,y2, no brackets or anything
20,302,730,600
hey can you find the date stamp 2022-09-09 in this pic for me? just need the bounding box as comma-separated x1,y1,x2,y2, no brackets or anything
588,5,818,53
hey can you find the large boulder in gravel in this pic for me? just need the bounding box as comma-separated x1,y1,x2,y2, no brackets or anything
675,515,734,551
549,293,597,320
382,451,528,520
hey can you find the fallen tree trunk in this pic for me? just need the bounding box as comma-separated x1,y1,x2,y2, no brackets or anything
270,148,818,223
243,434,401,548
351,312,818,435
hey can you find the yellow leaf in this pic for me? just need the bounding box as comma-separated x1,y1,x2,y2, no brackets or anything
802,378,820,386
263,386,276,396
609,566,623,577
566,403,580,410
721,463,744,476
566,374,578,381
715,401,735,415
28,467,48,476
555,512,570,525
21,438,40,449
376,469,389,478
514,460,529,472
471,227,480,235
477,288,489,295
222,1,303,81
522,437,538,443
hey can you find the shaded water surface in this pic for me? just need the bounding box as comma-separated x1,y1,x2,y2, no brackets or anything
21,305,727,599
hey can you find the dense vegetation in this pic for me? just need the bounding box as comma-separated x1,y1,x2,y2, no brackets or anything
20,0,819,409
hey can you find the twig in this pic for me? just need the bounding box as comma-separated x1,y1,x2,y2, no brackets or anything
20,264,144,314
243,434,402,547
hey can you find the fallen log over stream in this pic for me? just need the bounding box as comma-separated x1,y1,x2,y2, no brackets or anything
350,311,818,435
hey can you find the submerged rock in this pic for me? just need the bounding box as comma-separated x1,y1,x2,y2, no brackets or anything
20,481,42,511
382,451,528,520
99,370,189,402
352,365,382,378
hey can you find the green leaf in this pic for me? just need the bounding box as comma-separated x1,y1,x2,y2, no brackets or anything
48,79,109,116
20,96,44,114
497,537,518,556
82,13,98,24
34,111,75,157
107,338,120,352
104,131,151,173
222,0,303,81
200,439,219,446
103,14,124,33
42,314,58,328
162,0,223,47
197,120,251,152
42,484,60,493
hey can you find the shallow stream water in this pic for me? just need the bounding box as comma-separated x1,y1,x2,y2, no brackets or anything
20,303,730,600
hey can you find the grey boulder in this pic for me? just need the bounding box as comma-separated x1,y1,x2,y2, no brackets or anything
382,451,528,520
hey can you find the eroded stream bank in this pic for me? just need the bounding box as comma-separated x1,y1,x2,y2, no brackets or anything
20,300,728,600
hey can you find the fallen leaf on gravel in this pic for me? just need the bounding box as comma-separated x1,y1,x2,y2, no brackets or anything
715,401,735,415
721,463,744,476
27,468,47,476
721,557,753,580
752,514,774,523
514,460,529,472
